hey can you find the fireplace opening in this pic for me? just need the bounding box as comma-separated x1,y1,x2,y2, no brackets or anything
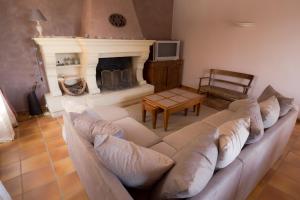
96,57,137,91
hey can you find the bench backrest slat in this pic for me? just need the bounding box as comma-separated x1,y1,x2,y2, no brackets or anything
209,69,254,94
210,69,254,80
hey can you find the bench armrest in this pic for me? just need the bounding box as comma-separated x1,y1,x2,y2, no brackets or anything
197,77,210,93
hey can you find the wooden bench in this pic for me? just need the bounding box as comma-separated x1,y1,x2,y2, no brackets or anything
198,69,254,110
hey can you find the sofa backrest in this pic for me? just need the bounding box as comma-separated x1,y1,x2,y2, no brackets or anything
64,113,133,200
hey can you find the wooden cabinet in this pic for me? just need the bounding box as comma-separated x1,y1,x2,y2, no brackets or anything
143,60,183,92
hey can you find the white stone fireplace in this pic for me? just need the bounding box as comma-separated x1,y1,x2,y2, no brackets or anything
34,37,155,116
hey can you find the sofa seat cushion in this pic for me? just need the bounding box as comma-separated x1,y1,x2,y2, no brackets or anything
150,142,177,158
200,85,248,101
152,134,218,199
94,134,174,188
113,117,161,147
93,105,129,121
163,121,218,151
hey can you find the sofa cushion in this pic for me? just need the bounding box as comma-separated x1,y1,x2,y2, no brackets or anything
113,117,161,147
70,110,124,143
163,121,217,151
93,105,129,121
200,85,248,101
229,98,264,144
258,85,294,117
94,134,174,188
217,118,250,169
202,110,235,128
150,142,177,158
152,134,218,199
259,96,280,128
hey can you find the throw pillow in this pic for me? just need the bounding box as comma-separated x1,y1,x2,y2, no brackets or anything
70,110,124,143
258,85,294,117
259,96,280,128
229,98,264,144
94,134,174,188
152,134,218,199
217,118,250,169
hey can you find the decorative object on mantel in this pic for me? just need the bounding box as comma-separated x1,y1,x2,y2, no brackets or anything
109,13,127,27
30,9,47,37
58,77,87,96
0,89,17,142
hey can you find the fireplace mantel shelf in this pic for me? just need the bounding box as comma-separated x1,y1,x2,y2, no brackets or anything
33,37,155,116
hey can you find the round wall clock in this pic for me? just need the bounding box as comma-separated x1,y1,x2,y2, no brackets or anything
109,14,127,27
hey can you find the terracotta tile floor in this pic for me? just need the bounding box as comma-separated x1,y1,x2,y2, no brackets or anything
1,115,300,199
0,116,88,200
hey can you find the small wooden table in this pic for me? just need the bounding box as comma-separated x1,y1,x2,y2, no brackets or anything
142,88,205,131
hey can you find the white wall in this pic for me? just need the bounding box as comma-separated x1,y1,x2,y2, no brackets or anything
172,0,300,116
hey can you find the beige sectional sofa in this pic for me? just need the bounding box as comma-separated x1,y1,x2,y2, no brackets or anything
64,104,298,200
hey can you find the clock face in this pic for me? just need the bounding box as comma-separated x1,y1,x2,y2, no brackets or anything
109,14,127,27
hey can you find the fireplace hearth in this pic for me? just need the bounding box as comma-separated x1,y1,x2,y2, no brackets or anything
96,57,137,91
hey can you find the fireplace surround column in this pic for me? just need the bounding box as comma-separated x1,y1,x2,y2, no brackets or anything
133,52,150,85
80,52,101,94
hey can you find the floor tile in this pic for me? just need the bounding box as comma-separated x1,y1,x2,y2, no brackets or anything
18,134,43,149
18,126,40,138
268,172,300,199
42,127,62,139
2,176,22,197
257,184,295,200
276,162,300,183
12,195,22,200
59,172,88,199
0,150,19,167
37,116,57,126
46,136,66,150
53,157,75,177
18,118,38,130
23,181,61,200
284,152,300,168
40,121,61,132
49,145,69,161
0,141,19,153
19,142,46,160
0,161,20,182
22,165,55,193
21,152,50,174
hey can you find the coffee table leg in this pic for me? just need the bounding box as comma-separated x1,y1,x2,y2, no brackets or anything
142,104,146,122
193,105,196,112
164,110,169,131
196,103,201,116
151,110,157,129
184,108,188,116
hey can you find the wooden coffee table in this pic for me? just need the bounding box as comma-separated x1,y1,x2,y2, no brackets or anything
142,88,205,131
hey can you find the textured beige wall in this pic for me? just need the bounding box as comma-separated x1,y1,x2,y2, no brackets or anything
172,0,300,115
133,0,174,40
0,0,83,112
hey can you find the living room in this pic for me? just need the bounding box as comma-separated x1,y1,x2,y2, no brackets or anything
0,0,300,199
